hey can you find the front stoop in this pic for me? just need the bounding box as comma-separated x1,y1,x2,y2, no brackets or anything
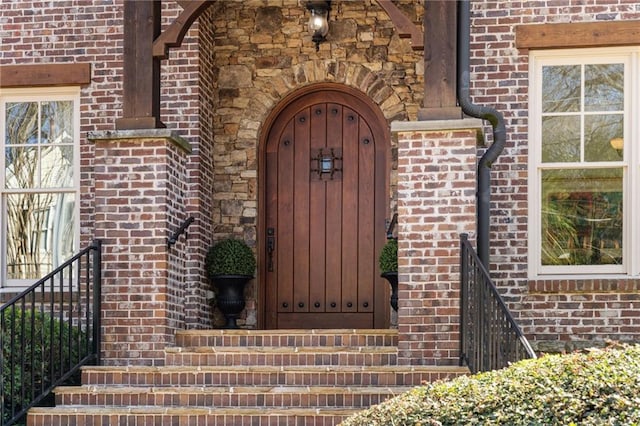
27,329,469,426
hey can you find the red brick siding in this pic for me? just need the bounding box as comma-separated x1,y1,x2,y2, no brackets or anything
470,0,640,348
4,0,640,362
186,7,216,329
396,126,478,365
93,136,189,366
0,0,211,332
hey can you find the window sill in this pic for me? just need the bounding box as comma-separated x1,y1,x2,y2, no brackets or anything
528,277,640,294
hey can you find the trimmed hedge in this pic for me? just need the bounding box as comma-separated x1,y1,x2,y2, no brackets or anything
378,238,398,273
205,238,256,278
341,344,640,426
2,309,85,424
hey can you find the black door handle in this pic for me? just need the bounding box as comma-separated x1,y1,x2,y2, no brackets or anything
267,227,275,272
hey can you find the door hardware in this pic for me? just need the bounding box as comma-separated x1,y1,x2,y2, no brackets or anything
310,148,342,180
267,227,275,272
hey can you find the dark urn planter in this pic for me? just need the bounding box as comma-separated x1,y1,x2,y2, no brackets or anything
212,274,252,329
381,271,398,311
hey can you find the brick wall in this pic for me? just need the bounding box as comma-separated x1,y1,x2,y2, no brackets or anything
469,0,640,350
395,121,480,365
0,0,212,331
190,6,216,328
0,0,124,254
5,0,640,361
92,132,191,366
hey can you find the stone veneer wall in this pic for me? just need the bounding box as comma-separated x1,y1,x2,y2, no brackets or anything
198,0,425,327
394,120,480,366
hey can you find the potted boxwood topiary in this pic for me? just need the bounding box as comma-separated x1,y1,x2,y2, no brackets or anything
379,238,398,311
205,238,256,328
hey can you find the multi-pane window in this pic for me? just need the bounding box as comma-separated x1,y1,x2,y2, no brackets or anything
1,88,79,287
529,48,638,276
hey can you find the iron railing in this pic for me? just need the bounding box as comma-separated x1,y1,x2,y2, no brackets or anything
167,216,195,248
460,234,535,373
0,240,102,426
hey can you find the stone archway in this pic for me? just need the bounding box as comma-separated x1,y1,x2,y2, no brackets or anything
222,61,409,328
236,60,411,136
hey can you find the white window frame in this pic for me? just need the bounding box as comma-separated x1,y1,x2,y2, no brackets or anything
0,87,81,289
528,47,640,279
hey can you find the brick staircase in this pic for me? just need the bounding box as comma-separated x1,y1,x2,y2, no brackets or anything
28,329,468,425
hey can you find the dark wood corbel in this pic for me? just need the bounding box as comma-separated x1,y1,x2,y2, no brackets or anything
152,1,213,59
375,0,424,51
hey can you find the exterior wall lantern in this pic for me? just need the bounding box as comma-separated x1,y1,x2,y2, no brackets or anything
306,1,331,51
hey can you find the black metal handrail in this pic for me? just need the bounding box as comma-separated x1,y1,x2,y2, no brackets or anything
460,234,535,373
1,240,102,426
167,216,195,248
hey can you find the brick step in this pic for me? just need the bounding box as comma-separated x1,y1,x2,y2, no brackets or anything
81,365,467,387
164,345,398,366
55,384,411,408
30,329,469,426
174,328,398,348
27,406,358,426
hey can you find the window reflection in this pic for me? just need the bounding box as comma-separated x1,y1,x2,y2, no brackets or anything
3,99,76,282
541,168,622,266
542,64,624,163
541,115,580,162
584,64,624,112
584,114,623,163
6,193,75,279
542,65,580,113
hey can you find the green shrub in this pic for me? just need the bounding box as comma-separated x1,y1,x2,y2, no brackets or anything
205,238,256,278
378,238,398,273
2,308,85,424
340,344,640,426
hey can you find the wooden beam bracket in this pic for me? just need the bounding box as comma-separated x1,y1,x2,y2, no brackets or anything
153,1,212,59
375,0,423,51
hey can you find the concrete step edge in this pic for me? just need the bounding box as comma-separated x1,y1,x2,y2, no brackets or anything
175,329,398,337
164,346,398,354
29,406,361,416
54,385,414,395
81,365,468,374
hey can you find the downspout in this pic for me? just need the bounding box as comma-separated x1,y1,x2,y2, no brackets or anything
457,0,507,269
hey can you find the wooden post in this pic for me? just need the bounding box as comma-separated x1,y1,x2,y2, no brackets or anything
115,0,165,130
418,1,462,120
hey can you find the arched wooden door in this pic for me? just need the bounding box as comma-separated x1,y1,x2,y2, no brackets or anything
261,86,390,329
